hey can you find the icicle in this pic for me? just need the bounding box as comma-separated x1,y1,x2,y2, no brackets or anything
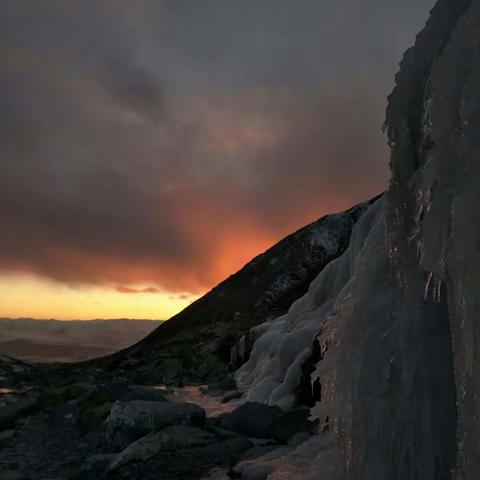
424,271,433,301
433,278,442,303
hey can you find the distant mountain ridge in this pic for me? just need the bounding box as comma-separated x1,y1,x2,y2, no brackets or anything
0,318,162,363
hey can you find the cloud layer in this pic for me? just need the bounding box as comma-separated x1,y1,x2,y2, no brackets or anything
0,0,434,294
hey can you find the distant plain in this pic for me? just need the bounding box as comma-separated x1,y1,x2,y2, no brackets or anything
0,318,162,363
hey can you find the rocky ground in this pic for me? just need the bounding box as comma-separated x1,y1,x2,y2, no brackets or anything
0,356,318,480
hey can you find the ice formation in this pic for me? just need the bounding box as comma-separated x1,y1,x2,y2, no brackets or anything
236,0,480,478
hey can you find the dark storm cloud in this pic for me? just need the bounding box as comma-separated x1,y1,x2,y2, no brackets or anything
0,0,434,292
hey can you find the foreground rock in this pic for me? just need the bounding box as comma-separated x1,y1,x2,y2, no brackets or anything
110,426,216,471
76,384,168,432
105,400,206,451
218,402,282,439
104,436,254,480
231,445,294,480
218,402,316,443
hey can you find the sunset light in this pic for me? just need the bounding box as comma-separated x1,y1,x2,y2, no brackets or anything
0,273,198,320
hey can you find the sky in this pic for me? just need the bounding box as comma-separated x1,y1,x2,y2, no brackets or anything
0,0,434,320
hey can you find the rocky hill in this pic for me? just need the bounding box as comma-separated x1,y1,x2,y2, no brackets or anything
98,198,378,383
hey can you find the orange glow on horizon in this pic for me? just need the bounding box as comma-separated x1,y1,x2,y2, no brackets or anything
0,273,199,321
0,196,351,321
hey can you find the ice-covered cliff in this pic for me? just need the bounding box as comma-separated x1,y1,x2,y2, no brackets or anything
236,1,480,478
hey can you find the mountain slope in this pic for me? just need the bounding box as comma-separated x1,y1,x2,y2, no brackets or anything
101,198,379,382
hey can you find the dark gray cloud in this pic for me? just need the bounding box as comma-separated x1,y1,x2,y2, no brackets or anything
0,0,434,292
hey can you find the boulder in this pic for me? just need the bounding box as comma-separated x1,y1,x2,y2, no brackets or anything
77,384,167,433
269,407,317,443
159,425,216,446
230,446,292,479
105,400,206,451
199,437,254,465
218,402,282,439
218,403,315,443
240,445,280,462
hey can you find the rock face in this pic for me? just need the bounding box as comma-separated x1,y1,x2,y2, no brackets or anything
101,199,376,383
236,1,480,479
383,1,480,477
